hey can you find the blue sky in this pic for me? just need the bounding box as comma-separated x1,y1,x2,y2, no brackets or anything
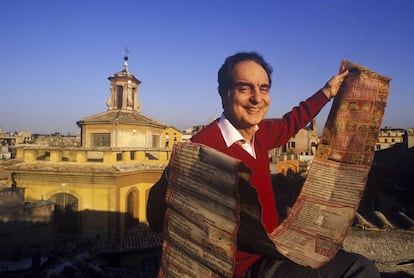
1,0,413,134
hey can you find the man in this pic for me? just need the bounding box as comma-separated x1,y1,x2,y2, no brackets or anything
147,52,380,277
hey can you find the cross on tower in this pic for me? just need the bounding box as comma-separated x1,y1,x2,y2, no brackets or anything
124,47,129,59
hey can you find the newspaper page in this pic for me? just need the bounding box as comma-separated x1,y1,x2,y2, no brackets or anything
158,142,252,277
159,60,391,276
269,60,391,268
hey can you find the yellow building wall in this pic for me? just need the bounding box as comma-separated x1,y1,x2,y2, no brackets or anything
118,183,157,221
164,127,183,148
117,171,163,221
14,167,163,221
274,160,300,175
17,170,117,212
8,162,164,239
83,123,168,148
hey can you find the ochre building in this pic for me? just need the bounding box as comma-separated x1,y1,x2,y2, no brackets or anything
5,56,180,240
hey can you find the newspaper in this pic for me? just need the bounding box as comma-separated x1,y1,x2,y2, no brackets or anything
158,60,391,276
159,143,252,277
269,60,392,267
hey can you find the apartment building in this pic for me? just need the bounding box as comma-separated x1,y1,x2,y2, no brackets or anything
376,127,406,150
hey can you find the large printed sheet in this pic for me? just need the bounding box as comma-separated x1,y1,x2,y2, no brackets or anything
158,143,251,277
270,60,391,267
158,60,391,276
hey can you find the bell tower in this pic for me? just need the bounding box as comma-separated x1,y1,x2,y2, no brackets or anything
106,50,142,111
77,50,169,149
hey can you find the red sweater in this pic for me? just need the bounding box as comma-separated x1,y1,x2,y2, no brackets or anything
191,91,330,277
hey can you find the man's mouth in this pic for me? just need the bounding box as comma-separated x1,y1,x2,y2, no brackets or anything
245,106,261,113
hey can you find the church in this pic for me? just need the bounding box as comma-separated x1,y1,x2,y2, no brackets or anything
5,55,181,240
77,54,171,149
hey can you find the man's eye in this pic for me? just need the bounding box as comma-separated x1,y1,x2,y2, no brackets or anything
260,86,270,93
238,86,251,93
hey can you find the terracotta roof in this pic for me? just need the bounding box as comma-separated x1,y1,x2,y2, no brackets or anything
77,110,166,129
102,222,162,254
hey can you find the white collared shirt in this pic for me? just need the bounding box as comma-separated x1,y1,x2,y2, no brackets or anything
217,114,257,158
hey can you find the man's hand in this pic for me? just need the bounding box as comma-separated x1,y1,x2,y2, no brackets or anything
321,69,349,99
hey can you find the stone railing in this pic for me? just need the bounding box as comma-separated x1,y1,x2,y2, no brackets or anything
13,145,173,165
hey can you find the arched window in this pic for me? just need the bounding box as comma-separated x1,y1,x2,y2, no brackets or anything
117,85,123,109
51,193,79,234
126,189,138,228
127,190,136,218
52,193,78,211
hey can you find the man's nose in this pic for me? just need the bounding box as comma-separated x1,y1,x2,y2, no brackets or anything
250,87,263,102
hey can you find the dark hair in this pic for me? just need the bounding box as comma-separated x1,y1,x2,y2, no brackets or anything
217,52,273,97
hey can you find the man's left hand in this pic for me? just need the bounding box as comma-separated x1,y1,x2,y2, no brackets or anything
321,69,349,99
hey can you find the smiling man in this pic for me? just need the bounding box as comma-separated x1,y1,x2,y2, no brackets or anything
147,52,379,277
221,59,271,140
